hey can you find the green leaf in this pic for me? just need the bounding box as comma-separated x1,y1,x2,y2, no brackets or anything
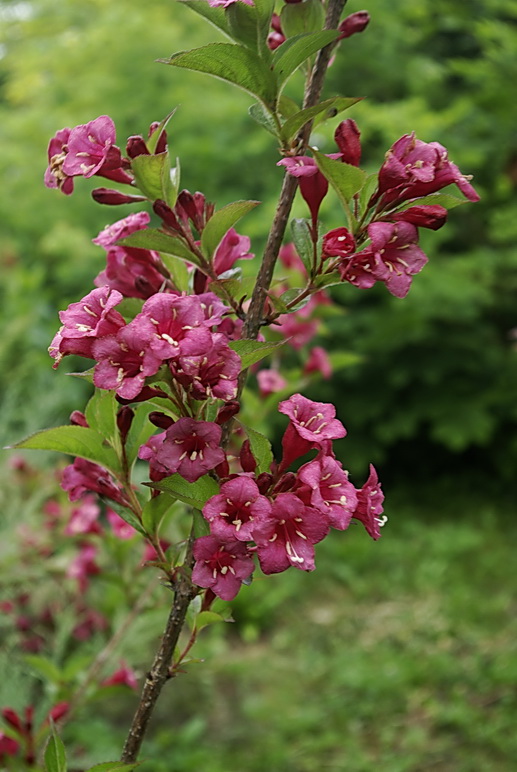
116,297,145,322
10,426,121,475
210,275,256,303
290,218,314,275
125,402,161,468
179,0,231,38
159,252,190,292
228,339,285,369
86,763,140,772
44,729,67,772
280,0,325,38
281,96,362,144
163,43,278,107
273,31,339,87
85,389,118,446
278,94,300,119
315,270,342,289
147,109,177,154
105,499,146,536
24,655,62,685
249,102,278,137
396,193,468,211
141,493,175,535
241,423,273,474
196,610,227,631
201,200,260,257
313,150,367,205
131,152,176,206
279,288,311,312
193,508,210,538
149,474,219,511
358,173,379,214
118,228,198,264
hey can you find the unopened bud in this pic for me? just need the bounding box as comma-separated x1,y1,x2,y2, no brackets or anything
215,400,240,425
391,204,448,231
117,407,134,442
338,11,370,40
240,440,257,473
334,119,362,167
48,702,69,724
92,188,146,206
149,412,175,430
273,472,297,494
215,457,230,479
256,472,273,494
126,135,149,159
70,411,88,427
148,122,168,154
153,199,183,233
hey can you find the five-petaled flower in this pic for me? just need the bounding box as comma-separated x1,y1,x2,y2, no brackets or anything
192,535,255,600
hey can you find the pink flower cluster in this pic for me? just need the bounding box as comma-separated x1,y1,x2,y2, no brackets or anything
188,394,385,601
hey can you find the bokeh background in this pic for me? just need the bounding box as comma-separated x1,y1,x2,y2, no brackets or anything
1,0,516,770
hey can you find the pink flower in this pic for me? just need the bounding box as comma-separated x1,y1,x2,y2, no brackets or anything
267,14,286,50
322,226,356,260
297,455,358,530
66,544,100,591
0,732,19,759
341,221,428,298
203,477,271,542
278,156,334,223
94,247,168,299
62,115,122,179
279,393,346,444
174,333,241,401
65,496,103,536
278,242,306,274
304,346,332,379
107,509,136,540
49,286,125,367
44,127,74,195
374,133,480,207
141,418,225,483
139,293,212,360
254,492,330,574
192,535,255,600
61,458,129,506
93,212,151,248
257,369,288,397
352,464,385,540
213,228,254,276
102,663,139,690
92,319,163,399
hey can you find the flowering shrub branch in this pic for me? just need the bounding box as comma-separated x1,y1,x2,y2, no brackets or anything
6,0,479,767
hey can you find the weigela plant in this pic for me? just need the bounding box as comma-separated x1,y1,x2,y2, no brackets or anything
10,0,479,766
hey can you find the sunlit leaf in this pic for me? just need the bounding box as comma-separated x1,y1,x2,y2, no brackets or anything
10,426,121,475
201,200,260,257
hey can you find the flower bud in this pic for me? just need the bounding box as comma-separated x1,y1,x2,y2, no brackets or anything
338,11,370,40
153,199,183,233
117,407,134,442
215,457,230,479
126,135,149,159
215,400,241,425
70,410,89,427
272,472,297,494
240,440,257,473
149,412,175,430
92,188,146,206
334,119,361,167
256,472,273,494
391,204,448,231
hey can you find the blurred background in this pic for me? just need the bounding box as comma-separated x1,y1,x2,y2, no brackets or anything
1,0,516,770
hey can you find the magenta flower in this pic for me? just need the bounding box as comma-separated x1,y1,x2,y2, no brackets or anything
374,133,480,207
49,286,125,367
279,393,346,444
322,226,356,260
66,544,100,591
278,156,335,224
0,732,19,760
196,292,230,327
144,418,225,483
92,319,162,400
65,496,103,536
102,663,139,690
278,242,306,274
304,346,332,380
192,535,255,601
257,369,288,397
267,13,286,51
139,293,212,360
61,458,129,506
297,455,358,530
93,212,151,248
107,509,136,540
94,246,168,300
62,115,122,179
341,221,428,298
254,492,330,574
203,476,271,542
44,127,74,195
174,333,241,401
352,464,385,540
213,228,254,276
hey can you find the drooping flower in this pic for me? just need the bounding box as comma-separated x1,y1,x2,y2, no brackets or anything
213,228,254,276
61,458,129,507
192,535,255,600
352,464,385,540
142,418,225,483
93,212,151,248
390,204,448,231
44,127,74,194
278,156,336,224
62,115,122,179
203,476,271,542
257,368,288,397
278,393,347,470
297,455,358,530
174,333,241,401
254,492,330,574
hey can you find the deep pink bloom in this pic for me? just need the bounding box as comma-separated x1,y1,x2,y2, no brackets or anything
139,293,212,360
322,226,356,259
92,319,162,399
375,133,480,207
297,455,357,529
196,292,230,327
44,127,74,195
257,369,288,397
174,333,241,401
274,313,319,350
47,702,70,724
254,492,329,574
65,496,103,536
304,346,332,379
391,204,448,231
93,212,151,248
49,286,125,367
62,115,121,179
341,221,428,298
278,155,338,223
107,509,136,540
94,246,168,299
352,464,385,540
279,393,346,444
61,458,129,506
213,228,254,276
102,663,139,690
334,119,362,166
66,544,100,591
142,418,225,483
192,535,255,600
203,477,271,542
338,11,370,40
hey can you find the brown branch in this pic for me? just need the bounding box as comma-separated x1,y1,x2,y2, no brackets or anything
243,0,349,341
120,531,197,763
